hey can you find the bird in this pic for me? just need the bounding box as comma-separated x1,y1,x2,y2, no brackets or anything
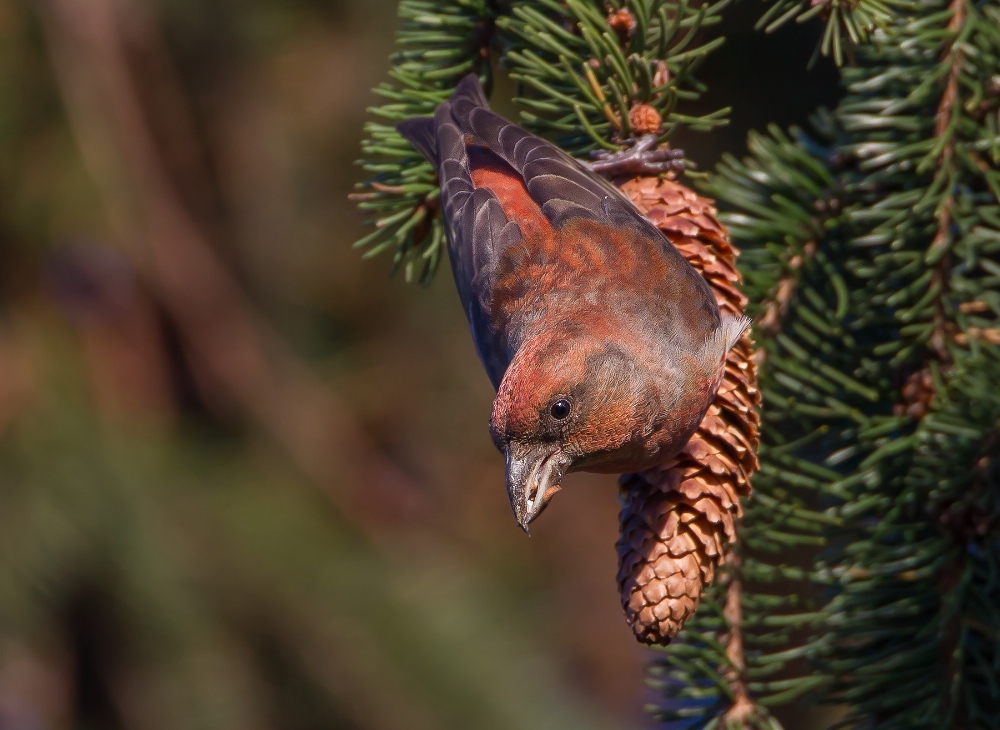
397,75,749,533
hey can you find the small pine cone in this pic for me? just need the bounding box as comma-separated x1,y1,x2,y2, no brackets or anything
606,8,637,41
615,177,761,645
895,367,935,419
628,104,662,135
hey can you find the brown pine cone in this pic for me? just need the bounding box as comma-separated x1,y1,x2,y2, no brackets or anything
606,8,638,41
616,177,760,645
628,104,663,136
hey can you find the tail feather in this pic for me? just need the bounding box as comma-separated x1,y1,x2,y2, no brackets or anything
450,74,490,119
396,75,489,164
396,116,439,164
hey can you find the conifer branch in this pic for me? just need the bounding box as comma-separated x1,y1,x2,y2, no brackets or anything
756,0,903,64
499,0,730,156
927,0,967,363
352,0,499,281
709,0,1000,725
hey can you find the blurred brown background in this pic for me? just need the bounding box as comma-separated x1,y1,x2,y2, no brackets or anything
0,0,835,728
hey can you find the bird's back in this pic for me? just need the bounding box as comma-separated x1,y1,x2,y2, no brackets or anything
397,75,720,388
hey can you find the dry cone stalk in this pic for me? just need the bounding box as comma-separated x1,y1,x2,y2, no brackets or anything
616,176,760,645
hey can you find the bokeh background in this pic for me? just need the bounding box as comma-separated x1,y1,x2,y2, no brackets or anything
0,1,837,727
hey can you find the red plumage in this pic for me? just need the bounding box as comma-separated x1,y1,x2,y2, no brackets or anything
398,76,748,531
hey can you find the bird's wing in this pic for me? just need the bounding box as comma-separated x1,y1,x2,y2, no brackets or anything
398,81,525,387
396,75,713,388
446,80,646,232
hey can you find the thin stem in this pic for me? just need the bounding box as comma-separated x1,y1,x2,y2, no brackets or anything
928,0,967,361
720,552,759,729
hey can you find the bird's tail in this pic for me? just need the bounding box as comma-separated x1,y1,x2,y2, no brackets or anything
396,116,438,164
446,74,490,118
396,75,489,165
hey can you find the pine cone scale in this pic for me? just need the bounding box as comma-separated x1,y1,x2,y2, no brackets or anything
615,176,760,645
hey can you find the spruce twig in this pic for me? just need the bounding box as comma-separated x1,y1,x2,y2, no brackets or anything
707,0,1000,725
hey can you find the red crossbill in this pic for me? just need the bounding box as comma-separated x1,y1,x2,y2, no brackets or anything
398,76,748,532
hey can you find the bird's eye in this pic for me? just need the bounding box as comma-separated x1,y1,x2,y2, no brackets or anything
550,398,571,420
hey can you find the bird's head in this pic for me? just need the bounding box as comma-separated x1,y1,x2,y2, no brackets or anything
489,315,750,532
489,333,663,533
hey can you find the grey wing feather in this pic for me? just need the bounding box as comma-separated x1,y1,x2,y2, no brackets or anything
396,79,524,385
395,117,437,161
433,76,648,234
464,105,644,229
460,190,521,387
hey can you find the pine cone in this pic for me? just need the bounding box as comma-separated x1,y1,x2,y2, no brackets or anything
628,104,663,135
606,8,638,41
616,177,760,645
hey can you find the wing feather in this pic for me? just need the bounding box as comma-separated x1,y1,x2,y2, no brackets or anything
395,74,708,388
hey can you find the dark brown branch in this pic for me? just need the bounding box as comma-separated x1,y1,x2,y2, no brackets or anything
928,0,966,359
898,0,967,417
720,554,756,728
